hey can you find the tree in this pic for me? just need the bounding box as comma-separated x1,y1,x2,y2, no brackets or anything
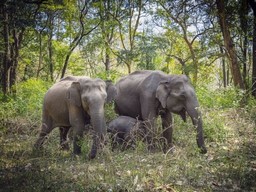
240,0,249,89
114,0,143,74
60,0,99,78
249,0,256,96
157,0,216,85
0,0,43,95
97,0,117,71
216,0,244,89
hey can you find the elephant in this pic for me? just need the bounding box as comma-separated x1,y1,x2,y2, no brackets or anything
107,116,146,150
57,78,117,151
114,70,207,154
34,76,116,159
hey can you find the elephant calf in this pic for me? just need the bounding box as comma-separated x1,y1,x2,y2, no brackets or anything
107,116,146,150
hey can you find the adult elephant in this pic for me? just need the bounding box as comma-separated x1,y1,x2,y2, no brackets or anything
114,70,207,154
34,76,115,159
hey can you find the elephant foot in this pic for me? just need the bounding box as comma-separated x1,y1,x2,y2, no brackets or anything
200,146,207,154
60,142,70,151
88,150,97,160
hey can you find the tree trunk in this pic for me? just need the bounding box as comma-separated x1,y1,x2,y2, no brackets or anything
37,31,43,78
2,4,11,95
240,0,249,89
47,12,54,82
61,51,72,78
220,46,227,87
105,51,110,71
252,16,256,96
10,28,24,90
249,0,256,97
216,0,245,89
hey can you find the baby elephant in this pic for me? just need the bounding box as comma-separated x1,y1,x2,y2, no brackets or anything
107,116,145,150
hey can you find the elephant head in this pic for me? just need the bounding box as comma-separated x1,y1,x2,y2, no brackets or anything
67,78,107,159
62,76,117,103
156,75,207,154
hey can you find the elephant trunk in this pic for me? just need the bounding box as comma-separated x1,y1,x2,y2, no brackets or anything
89,106,107,159
186,103,207,154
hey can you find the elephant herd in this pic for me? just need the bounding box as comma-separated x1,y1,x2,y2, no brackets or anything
34,70,207,159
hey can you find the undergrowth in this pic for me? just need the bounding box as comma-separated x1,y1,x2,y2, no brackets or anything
0,80,256,191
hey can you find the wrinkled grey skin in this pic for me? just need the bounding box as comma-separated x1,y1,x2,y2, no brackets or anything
58,78,117,151
114,70,207,154
107,116,145,150
34,76,115,159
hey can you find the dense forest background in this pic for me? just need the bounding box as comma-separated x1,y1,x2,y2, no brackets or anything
1,0,256,92
1,0,256,191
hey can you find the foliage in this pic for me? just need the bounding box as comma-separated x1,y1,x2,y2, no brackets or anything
0,79,51,120
197,85,246,109
0,0,256,190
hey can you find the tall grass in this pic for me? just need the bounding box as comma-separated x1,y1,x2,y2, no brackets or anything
0,80,256,191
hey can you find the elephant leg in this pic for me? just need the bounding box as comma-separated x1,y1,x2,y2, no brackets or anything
142,120,156,151
160,111,173,153
34,120,53,149
110,134,116,151
72,123,85,155
59,126,70,150
124,132,135,150
140,99,158,151
89,132,100,159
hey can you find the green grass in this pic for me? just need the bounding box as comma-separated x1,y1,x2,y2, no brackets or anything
0,107,255,192
1,81,256,191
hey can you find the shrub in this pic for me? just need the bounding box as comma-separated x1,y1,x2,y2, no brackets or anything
0,79,51,120
197,86,245,109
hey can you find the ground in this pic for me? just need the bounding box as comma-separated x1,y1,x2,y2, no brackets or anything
0,108,255,192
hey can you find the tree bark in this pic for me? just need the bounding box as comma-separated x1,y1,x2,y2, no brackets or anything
249,0,256,97
2,4,11,95
216,0,245,89
240,0,248,89
220,46,227,87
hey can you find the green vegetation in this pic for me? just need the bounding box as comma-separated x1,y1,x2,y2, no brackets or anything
0,81,255,191
1,0,256,191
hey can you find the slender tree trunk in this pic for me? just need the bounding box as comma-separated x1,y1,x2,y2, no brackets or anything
105,51,110,71
37,31,43,78
216,0,244,89
240,0,249,89
252,17,256,96
220,46,227,87
61,51,73,78
2,4,11,95
10,28,24,90
47,12,54,82
249,0,256,97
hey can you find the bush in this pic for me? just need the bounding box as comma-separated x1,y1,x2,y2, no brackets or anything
197,86,245,109
0,79,51,120
94,69,123,82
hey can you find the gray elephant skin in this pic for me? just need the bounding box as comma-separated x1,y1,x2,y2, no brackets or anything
114,70,207,154
34,76,115,159
107,116,145,150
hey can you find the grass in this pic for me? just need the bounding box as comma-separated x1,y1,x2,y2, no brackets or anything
0,81,256,191
0,106,256,192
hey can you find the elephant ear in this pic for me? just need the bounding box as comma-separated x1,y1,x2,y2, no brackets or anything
66,82,81,107
156,81,169,108
105,80,117,103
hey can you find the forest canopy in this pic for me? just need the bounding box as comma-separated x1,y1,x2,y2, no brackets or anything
0,0,256,95
1,1,256,191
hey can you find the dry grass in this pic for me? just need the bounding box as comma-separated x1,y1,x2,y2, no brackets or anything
0,108,256,192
